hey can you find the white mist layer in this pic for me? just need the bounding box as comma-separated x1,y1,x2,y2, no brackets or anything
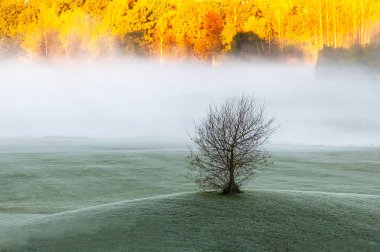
0,59,379,146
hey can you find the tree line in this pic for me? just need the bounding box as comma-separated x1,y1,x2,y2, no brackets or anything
1,0,379,62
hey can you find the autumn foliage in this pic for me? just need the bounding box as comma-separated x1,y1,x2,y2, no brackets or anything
1,0,380,62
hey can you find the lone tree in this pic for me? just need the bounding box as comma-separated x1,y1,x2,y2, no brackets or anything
188,95,275,194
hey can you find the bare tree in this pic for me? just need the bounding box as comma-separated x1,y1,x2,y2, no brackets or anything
188,95,275,194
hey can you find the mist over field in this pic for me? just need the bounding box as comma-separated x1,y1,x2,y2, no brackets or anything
0,59,379,146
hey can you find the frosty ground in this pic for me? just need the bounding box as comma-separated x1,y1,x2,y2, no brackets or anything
0,138,379,251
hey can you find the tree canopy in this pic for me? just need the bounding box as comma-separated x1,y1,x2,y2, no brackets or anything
1,0,380,61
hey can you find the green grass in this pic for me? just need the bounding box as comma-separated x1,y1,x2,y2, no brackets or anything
0,138,379,251
1,191,379,251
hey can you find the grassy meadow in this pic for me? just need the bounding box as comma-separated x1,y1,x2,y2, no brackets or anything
0,138,379,251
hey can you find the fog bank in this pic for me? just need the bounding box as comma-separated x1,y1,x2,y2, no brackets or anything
0,59,379,146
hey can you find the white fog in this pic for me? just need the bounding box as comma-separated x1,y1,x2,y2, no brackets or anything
0,58,379,146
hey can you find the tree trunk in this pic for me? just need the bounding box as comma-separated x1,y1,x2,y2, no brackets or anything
222,182,242,194
222,173,242,194
222,149,243,194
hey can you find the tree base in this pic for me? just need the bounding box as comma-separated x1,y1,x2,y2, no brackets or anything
221,183,243,194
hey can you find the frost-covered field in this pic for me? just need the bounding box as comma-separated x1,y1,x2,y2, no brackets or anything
0,138,379,251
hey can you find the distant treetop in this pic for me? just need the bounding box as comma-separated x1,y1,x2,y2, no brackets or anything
1,0,379,62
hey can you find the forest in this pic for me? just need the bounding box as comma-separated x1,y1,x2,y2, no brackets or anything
0,0,380,62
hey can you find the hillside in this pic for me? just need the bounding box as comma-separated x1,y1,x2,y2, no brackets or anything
1,190,379,251
1,141,379,251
